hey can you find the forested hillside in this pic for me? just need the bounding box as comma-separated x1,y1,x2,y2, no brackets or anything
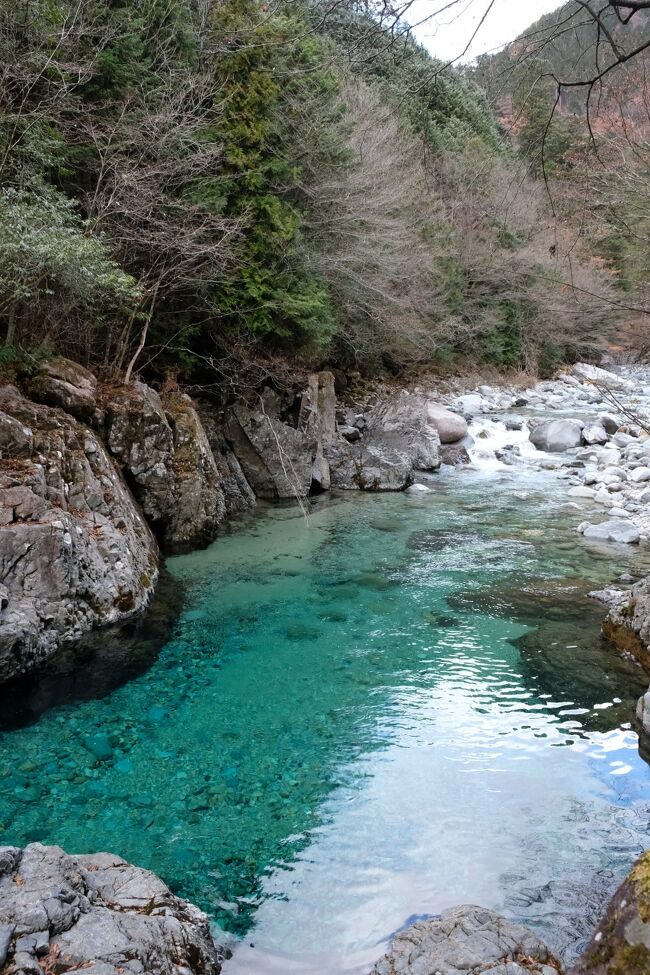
0,0,618,385
474,1,650,353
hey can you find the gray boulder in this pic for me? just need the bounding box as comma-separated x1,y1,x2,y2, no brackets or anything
600,414,620,435
454,393,485,415
106,383,226,551
582,520,640,544
530,419,583,452
327,391,441,492
26,357,101,425
582,424,608,446
440,442,472,467
0,385,158,682
225,372,337,498
369,905,561,975
571,362,633,390
0,844,221,975
425,403,468,444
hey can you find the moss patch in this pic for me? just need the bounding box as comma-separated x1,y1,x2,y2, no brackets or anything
631,853,650,924
609,942,650,975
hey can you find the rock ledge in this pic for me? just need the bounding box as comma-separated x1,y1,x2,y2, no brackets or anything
369,905,562,975
0,843,221,975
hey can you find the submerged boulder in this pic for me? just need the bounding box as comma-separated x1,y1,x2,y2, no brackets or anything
369,905,561,975
0,843,222,975
0,385,158,682
105,382,226,551
530,419,583,452
572,852,650,975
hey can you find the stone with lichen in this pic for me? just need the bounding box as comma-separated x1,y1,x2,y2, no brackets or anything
571,852,650,975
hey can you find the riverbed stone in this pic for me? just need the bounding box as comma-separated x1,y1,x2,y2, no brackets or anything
0,844,221,975
568,486,597,499
582,424,608,446
582,520,640,544
368,905,562,975
571,362,633,390
530,419,583,452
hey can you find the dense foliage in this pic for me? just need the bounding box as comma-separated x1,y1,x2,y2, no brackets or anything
0,0,619,382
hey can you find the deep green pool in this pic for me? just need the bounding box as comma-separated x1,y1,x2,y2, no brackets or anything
2,469,650,973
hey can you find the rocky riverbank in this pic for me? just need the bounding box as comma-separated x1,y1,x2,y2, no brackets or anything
0,843,224,975
0,358,465,681
3,357,650,975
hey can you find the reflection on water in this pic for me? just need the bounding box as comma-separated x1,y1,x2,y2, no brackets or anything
1,470,650,975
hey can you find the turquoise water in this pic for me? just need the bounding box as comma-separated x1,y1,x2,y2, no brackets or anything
2,469,650,973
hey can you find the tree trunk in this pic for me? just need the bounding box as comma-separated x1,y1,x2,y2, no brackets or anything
124,282,160,384
5,304,16,346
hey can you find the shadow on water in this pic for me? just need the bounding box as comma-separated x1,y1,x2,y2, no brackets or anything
0,570,186,731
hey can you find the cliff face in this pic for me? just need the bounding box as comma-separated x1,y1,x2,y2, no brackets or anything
0,382,158,683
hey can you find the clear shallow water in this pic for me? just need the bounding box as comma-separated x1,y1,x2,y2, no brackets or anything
2,469,650,973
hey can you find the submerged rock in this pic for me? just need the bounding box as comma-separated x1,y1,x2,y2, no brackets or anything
0,385,158,683
369,905,562,975
572,852,650,975
0,843,222,975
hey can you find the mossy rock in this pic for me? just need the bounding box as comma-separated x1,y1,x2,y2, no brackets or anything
572,852,650,974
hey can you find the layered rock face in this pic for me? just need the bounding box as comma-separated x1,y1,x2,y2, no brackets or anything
369,905,562,975
224,371,338,498
26,357,102,426
0,384,158,683
0,843,222,975
105,383,227,551
603,578,650,703
572,851,650,975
